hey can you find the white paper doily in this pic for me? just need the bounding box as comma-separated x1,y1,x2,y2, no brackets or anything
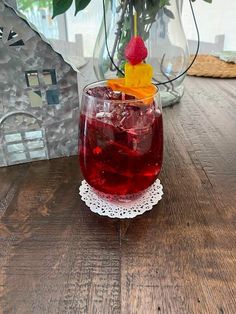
79,179,163,219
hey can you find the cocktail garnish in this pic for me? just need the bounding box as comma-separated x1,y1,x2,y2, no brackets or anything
107,13,156,104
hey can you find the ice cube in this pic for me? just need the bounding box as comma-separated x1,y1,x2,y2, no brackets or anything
95,111,113,125
96,112,113,119
86,86,114,99
119,105,155,130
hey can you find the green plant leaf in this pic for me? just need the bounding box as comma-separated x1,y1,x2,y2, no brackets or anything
191,0,213,2
163,7,174,18
159,0,170,7
75,0,92,15
18,0,52,10
52,0,73,18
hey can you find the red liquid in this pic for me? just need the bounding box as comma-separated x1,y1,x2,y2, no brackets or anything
79,108,163,195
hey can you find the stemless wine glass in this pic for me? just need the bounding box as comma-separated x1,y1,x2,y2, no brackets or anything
79,81,163,197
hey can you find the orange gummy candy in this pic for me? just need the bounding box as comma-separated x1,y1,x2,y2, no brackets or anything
107,78,156,105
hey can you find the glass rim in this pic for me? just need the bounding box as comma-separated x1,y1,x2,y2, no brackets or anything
82,80,159,104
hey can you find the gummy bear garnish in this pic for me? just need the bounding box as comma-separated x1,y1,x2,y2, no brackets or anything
125,63,153,87
125,36,148,65
107,78,156,105
107,35,156,104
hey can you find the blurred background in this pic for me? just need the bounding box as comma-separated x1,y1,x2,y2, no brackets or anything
11,0,236,66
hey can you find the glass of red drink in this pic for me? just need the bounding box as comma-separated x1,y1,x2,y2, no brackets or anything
79,81,163,197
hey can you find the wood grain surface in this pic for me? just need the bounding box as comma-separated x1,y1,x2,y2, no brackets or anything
0,77,236,314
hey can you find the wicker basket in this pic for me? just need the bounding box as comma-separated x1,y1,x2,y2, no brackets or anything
187,55,236,78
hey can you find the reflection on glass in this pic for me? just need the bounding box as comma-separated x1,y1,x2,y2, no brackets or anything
24,130,43,140
25,71,39,87
29,150,46,159
27,140,44,150
43,69,57,85
9,152,26,162
7,143,24,153
46,89,59,105
5,133,22,142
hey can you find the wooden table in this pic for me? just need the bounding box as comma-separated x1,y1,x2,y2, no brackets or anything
0,77,236,313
